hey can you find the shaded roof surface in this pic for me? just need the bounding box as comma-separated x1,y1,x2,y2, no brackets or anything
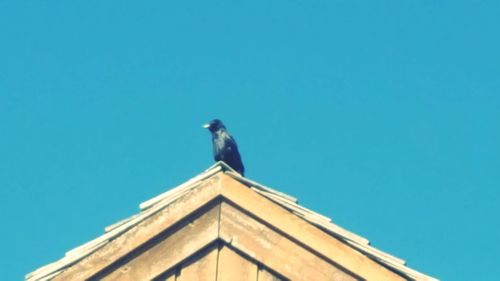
26,162,437,281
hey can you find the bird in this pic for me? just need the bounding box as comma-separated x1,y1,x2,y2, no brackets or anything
203,119,245,176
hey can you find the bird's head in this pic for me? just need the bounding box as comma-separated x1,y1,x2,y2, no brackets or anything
203,119,226,133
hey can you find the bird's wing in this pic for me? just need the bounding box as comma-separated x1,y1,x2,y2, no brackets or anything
222,137,245,175
220,138,237,160
213,131,245,175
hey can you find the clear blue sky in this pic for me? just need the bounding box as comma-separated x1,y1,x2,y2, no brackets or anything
1,1,499,280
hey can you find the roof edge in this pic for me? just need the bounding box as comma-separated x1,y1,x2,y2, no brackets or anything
26,162,438,281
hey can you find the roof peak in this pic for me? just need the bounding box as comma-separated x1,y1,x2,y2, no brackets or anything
26,163,437,281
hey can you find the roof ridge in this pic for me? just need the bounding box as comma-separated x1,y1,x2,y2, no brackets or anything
139,163,224,210
224,170,298,203
26,163,438,281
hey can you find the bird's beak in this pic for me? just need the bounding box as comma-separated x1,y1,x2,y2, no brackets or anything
202,123,210,129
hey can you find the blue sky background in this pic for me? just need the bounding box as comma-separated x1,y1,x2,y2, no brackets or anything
1,1,499,280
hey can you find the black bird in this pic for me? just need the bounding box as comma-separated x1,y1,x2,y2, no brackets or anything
203,119,245,176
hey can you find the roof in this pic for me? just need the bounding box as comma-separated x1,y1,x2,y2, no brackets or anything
26,162,438,281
